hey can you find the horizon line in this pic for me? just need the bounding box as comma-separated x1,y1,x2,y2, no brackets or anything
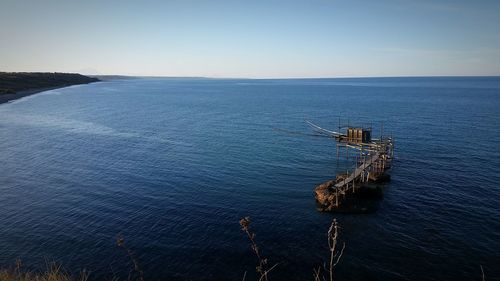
3,71,500,80
89,74,500,80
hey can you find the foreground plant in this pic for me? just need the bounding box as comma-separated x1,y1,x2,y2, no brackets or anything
0,259,88,281
240,217,279,281
240,217,345,281
313,219,345,281
116,236,144,281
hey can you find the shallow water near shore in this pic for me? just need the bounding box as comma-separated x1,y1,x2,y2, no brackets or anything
1,77,500,280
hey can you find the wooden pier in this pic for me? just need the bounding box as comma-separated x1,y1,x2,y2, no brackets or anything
309,121,394,211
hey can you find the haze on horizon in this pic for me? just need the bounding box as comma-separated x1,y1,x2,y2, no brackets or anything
1,0,500,78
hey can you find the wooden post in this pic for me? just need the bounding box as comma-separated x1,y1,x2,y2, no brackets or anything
336,143,339,173
346,142,349,161
335,188,338,207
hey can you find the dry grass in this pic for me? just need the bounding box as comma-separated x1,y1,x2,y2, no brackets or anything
314,219,345,281
2,218,344,281
0,260,88,281
116,236,144,281
240,217,279,281
240,217,345,281
0,218,489,281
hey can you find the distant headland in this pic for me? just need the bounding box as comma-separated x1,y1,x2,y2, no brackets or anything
0,72,99,104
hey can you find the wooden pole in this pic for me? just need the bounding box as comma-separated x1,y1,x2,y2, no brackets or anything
336,144,339,163
335,188,338,207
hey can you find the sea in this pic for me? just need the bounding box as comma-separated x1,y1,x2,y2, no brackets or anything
0,77,499,281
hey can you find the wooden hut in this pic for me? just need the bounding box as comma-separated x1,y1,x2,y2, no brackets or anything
347,127,371,143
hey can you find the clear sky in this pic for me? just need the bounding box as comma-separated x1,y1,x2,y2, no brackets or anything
1,0,500,78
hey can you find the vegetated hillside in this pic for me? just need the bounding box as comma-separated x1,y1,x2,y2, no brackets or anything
0,72,99,94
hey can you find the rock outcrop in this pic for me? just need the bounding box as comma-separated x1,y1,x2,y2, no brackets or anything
314,173,390,212
314,179,339,211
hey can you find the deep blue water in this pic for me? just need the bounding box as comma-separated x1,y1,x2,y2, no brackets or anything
1,77,499,281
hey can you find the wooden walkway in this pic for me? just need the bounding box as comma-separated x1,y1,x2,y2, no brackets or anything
334,152,380,188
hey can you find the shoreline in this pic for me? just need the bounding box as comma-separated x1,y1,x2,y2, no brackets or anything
0,83,96,105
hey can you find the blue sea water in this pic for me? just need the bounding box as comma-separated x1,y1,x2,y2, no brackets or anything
0,77,499,281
